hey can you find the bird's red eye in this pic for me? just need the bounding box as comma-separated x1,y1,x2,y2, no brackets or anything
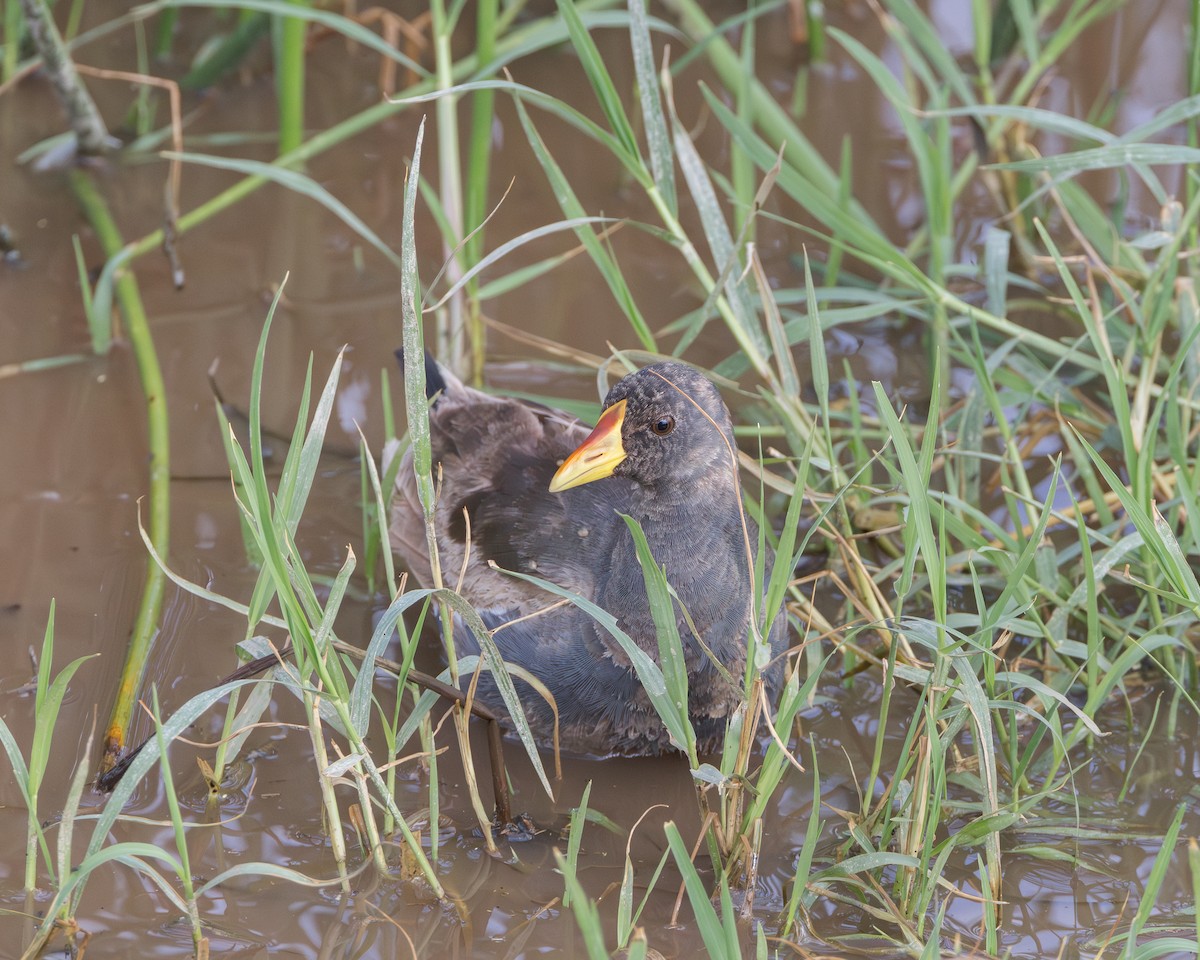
652,415,675,436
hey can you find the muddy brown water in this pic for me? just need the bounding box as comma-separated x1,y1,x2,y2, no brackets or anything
1,2,1197,958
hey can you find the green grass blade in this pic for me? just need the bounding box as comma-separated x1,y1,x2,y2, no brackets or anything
621,514,696,759
872,378,942,607
1073,428,1200,607
664,822,734,958
348,588,442,732
877,0,974,105
992,143,1200,178
434,590,555,798
168,0,428,76
28,653,98,798
424,216,617,313
164,152,403,271
513,95,656,350
629,0,676,215
283,348,345,534
195,859,344,895
562,780,592,909
1123,802,1187,956
556,0,641,161
553,849,611,960
669,100,768,374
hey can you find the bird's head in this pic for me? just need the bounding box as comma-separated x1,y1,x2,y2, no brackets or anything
549,362,736,494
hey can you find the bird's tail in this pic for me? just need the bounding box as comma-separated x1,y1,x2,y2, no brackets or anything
393,348,463,402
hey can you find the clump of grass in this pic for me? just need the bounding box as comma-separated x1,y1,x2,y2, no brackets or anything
2,618,326,957
0,602,96,897
486,3,1200,954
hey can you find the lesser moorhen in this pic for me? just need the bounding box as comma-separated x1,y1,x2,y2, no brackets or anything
391,358,787,756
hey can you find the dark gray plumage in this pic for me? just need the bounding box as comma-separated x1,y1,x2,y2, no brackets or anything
390,359,788,756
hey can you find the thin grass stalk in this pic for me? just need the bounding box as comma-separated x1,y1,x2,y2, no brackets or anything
398,117,498,847
1071,486,1101,697
822,139,853,286
731,0,755,238
361,428,400,600
49,720,94,946
22,605,56,893
153,6,178,60
10,603,96,894
512,92,657,351
928,100,951,399
1189,0,1200,249
555,847,612,960
900,722,933,912
424,704,442,863
1007,0,1125,110
1191,837,1200,953
180,9,270,91
302,691,350,886
380,676,405,838
661,70,767,377
0,352,93,379
4,0,21,81
464,0,498,384
150,688,204,949
347,763,388,874
430,0,466,373
1124,802,1187,955
862,631,900,822
561,781,591,909
63,0,85,41
274,0,308,155
629,0,675,216
360,452,381,595
69,169,170,769
207,689,242,801
664,822,740,958
779,742,821,935
806,0,825,62
664,0,865,218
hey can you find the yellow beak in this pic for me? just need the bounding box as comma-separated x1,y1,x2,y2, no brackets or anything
548,399,628,493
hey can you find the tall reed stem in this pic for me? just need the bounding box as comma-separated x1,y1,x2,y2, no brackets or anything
275,0,308,155
69,170,170,768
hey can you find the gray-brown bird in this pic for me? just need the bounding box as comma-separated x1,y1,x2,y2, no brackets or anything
390,358,787,756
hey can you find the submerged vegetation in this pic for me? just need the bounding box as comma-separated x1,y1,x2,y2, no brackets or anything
2,0,1199,957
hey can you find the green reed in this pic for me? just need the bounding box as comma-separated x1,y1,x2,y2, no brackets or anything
461,0,498,382
69,169,171,771
4,0,23,81
274,0,308,155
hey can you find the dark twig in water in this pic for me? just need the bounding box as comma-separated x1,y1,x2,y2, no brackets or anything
207,361,360,462
18,0,112,156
